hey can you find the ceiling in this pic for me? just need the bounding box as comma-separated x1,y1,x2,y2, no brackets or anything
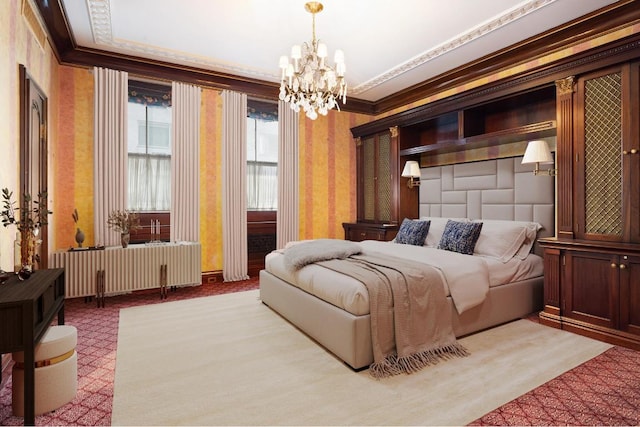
57,0,619,104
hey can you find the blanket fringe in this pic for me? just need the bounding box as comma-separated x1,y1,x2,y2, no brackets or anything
369,342,469,379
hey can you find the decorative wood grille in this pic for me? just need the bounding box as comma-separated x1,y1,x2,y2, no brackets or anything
363,136,375,221
377,133,392,222
584,72,623,236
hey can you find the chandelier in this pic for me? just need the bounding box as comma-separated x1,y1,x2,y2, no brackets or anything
278,2,346,120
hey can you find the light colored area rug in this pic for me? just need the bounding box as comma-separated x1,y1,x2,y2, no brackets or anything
112,290,611,426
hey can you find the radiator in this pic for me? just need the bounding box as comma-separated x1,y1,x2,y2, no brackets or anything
51,242,202,299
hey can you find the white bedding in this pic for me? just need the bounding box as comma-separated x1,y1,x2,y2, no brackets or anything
265,240,543,318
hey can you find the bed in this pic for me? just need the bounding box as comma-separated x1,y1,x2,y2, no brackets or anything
260,156,555,371
261,217,547,370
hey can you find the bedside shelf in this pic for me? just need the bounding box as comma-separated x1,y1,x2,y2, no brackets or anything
400,120,556,156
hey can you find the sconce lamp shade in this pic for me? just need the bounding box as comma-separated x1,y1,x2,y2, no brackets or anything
401,161,421,178
401,160,421,188
522,140,554,165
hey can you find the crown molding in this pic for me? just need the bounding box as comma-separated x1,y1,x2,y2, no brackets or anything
35,0,640,116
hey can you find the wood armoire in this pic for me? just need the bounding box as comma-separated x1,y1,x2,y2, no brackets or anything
539,60,640,350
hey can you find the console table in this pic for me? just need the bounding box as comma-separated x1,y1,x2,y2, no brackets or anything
0,269,65,425
51,242,201,304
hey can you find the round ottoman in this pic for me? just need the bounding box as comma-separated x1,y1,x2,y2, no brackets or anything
12,325,78,417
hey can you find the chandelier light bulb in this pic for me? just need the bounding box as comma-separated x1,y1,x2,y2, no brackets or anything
278,2,347,120
291,45,302,60
317,43,327,58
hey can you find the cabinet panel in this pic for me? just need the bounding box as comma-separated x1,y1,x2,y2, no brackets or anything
540,239,640,350
575,63,640,242
620,255,640,336
542,248,561,315
627,61,640,242
362,135,375,221
565,251,618,329
377,132,392,222
580,69,624,239
357,131,397,223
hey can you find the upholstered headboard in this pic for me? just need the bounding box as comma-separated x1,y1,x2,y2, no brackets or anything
418,155,555,254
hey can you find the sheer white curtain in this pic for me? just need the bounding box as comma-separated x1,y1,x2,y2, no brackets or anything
276,100,299,249
93,67,128,247
128,154,171,210
247,163,277,209
171,82,201,242
222,90,249,281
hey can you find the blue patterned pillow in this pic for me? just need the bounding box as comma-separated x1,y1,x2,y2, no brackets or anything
438,220,483,255
395,219,430,246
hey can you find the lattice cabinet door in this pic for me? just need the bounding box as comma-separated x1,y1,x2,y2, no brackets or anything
357,130,398,223
575,63,640,243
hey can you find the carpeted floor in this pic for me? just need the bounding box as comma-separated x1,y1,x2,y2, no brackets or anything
470,345,640,425
0,278,259,426
0,277,639,426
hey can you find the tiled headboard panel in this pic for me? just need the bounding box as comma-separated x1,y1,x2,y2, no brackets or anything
418,156,555,244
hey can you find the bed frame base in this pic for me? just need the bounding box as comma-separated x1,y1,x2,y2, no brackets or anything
259,270,543,370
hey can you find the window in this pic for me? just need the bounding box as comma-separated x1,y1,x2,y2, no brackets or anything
127,81,172,211
247,100,278,210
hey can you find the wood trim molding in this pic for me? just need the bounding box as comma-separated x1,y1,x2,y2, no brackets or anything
351,33,640,138
34,0,640,116
373,0,640,114
555,76,576,240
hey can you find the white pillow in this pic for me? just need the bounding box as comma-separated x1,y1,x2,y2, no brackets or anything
471,219,542,262
515,222,543,259
421,217,470,248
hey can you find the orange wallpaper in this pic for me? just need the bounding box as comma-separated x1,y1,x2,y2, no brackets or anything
53,66,94,250
199,88,223,272
298,110,370,240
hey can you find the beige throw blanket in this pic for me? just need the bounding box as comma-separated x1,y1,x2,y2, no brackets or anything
317,252,468,378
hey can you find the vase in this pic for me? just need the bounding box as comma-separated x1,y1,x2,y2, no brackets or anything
20,229,36,268
18,229,37,280
121,233,130,248
17,264,32,281
75,228,85,248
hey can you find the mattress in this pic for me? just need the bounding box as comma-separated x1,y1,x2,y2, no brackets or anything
265,239,543,317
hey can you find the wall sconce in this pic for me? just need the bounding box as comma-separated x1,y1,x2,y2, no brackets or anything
522,140,557,176
401,160,421,188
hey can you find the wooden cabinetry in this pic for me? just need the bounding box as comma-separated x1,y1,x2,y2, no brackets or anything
397,87,556,157
342,222,398,242
539,60,640,350
350,127,417,234
539,240,640,349
357,129,397,223
350,85,556,231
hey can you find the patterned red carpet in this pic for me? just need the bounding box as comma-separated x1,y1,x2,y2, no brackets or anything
470,345,640,426
1,277,639,426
